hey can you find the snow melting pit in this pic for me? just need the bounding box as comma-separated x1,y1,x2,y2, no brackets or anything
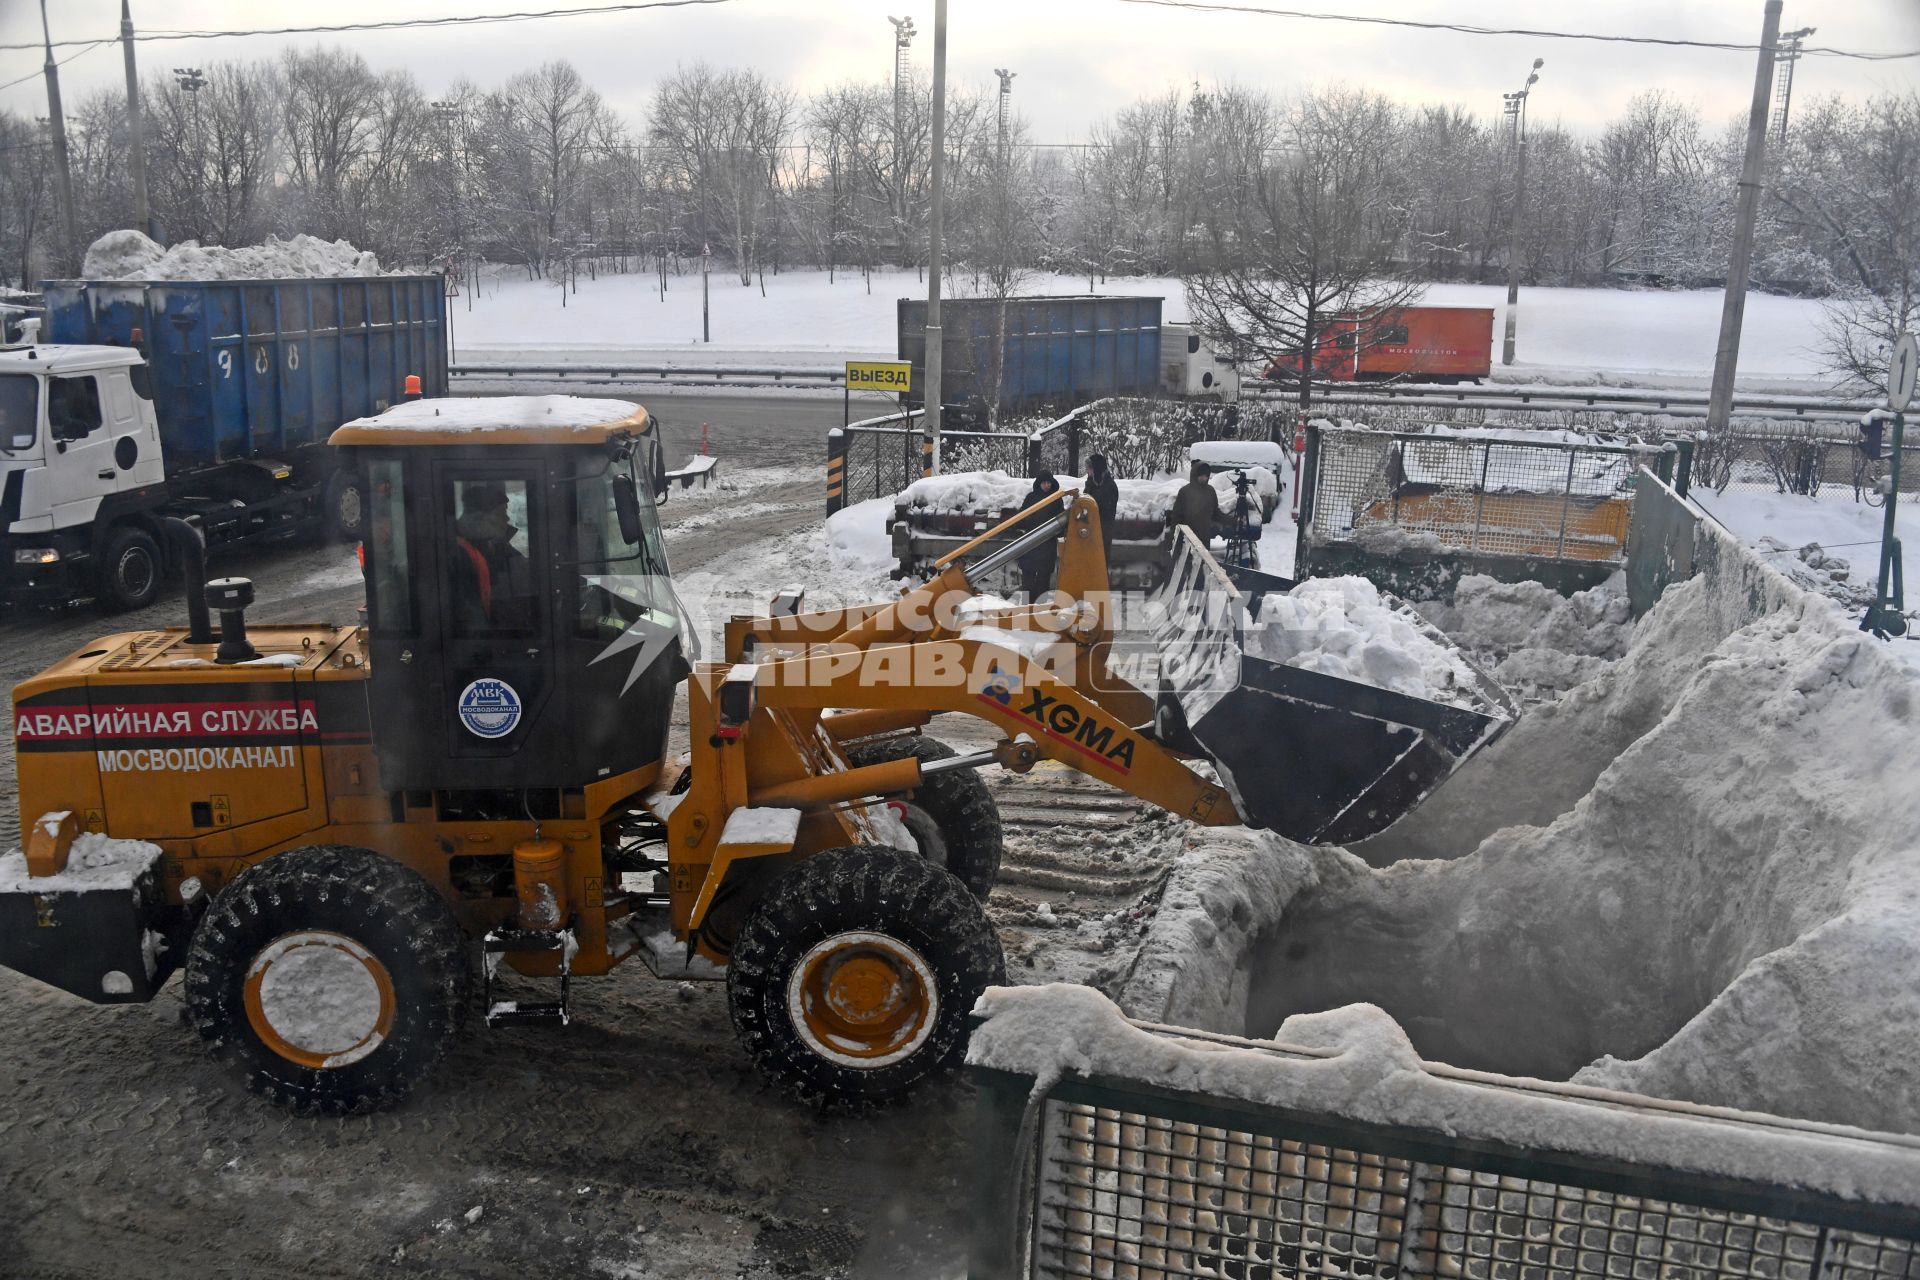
1138,532,1920,1135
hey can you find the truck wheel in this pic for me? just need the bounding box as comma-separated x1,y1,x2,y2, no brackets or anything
728,846,1004,1111
323,469,367,542
184,845,470,1117
95,525,162,612
843,736,1002,899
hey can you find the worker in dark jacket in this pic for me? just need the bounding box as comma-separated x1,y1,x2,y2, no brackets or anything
1017,471,1063,600
1084,453,1119,561
1169,460,1228,544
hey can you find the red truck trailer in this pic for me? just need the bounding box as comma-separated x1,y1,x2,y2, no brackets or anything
1263,305,1495,384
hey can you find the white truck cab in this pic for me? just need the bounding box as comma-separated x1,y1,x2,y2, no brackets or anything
1160,322,1242,402
1,343,170,608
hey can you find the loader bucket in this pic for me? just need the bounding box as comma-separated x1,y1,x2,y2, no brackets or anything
1142,532,1516,845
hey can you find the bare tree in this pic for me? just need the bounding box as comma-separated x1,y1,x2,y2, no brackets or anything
1185,85,1424,412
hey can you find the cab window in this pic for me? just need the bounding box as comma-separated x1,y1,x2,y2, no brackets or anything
365,459,412,631
48,375,101,441
0,374,36,451
446,474,537,636
575,451,672,644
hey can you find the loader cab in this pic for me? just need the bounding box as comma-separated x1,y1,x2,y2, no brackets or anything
329,398,683,799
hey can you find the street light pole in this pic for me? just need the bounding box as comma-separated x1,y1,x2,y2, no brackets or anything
1706,0,1784,438
120,0,157,245
1500,58,1543,367
923,0,948,472
38,0,81,276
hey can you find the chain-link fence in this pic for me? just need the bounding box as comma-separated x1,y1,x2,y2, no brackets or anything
1690,425,1919,505
1026,399,1298,481
1302,425,1664,567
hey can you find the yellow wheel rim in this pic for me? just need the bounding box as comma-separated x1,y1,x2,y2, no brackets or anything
242,930,396,1070
786,931,939,1068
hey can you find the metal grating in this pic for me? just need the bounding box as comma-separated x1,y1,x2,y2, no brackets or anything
1031,1099,1920,1280
841,424,927,505
1307,429,1646,565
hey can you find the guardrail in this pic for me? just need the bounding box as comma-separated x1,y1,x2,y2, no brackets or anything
1250,381,1877,422
452,363,1874,423
452,361,847,389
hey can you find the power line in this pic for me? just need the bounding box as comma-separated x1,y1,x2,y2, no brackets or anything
1109,0,1920,61
0,0,735,52
0,40,111,94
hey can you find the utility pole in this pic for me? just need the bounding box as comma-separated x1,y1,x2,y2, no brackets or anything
1500,58,1544,367
120,0,156,244
39,0,81,276
1706,0,1784,438
923,0,948,472
174,68,207,240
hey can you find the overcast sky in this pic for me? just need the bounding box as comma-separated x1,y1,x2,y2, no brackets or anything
3,1,1916,140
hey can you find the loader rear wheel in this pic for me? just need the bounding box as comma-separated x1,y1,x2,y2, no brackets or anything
184,846,470,1116
843,735,1002,898
727,846,1004,1111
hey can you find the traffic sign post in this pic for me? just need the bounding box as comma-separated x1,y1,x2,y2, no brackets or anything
1861,333,1915,638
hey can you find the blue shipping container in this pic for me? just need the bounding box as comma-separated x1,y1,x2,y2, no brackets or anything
41,277,448,472
897,295,1161,418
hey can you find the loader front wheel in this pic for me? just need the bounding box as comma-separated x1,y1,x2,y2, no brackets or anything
184,846,470,1116
727,846,1004,1110
843,735,1002,898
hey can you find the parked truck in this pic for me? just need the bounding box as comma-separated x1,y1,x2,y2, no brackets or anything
1,276,447,610
1262,305,1495,384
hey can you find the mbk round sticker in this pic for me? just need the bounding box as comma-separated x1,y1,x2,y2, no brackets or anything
458,678,523,739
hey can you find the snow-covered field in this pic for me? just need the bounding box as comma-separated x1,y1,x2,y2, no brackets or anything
454,265,1837,386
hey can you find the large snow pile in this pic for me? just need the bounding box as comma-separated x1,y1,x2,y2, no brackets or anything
970,986,1920,1200
1129,524,1920,1133
1248,576,1482,706
82,230,384,281
1415,572,1634,703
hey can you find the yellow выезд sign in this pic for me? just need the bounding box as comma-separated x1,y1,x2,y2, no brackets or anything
845,361,912,392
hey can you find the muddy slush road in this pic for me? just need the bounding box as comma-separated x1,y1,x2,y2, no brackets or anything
0,391,1179,1279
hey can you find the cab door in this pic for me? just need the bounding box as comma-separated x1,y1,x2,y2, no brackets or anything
45,373,121,527
432,461,554,780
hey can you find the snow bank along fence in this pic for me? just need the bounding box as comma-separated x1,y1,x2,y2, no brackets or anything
965,993,1920,1280
1295,421,1690,600
827,409,1030,514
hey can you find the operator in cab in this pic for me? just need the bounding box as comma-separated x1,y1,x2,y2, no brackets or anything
452,481,533,631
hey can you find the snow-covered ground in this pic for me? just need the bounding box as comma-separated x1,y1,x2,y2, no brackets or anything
454,265,1837,386
1692,488,1915,616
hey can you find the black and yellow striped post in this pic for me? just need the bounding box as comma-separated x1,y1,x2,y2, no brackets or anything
921,431,936,479
826,428,848,515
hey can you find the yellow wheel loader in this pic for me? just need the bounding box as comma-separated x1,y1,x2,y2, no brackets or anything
0,396,1514,1115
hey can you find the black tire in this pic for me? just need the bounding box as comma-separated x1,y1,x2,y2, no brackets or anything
94,525,162,612
843,735,1002,899
184,845,471,1117
727,846,1005,1111
322,468,367,542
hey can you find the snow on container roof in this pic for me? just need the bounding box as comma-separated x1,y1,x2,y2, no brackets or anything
329,395,650,448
